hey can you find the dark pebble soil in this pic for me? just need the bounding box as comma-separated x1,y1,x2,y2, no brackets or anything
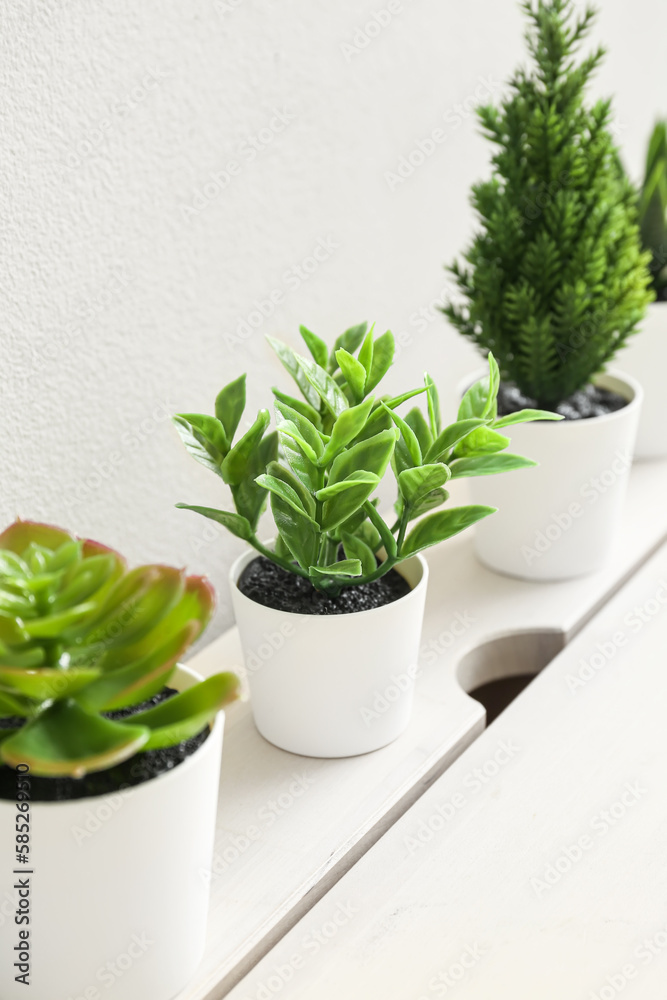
497,381,628,421
238,555,411,615
0,688,209,802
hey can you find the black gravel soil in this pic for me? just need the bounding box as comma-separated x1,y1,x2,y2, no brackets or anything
238,555,411,615
0,688,209,802
497,381,628,420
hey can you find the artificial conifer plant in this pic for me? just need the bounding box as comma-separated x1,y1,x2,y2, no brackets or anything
444,0,653,409
638,121,667,301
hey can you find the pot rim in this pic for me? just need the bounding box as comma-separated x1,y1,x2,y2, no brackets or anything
0,663,225,810
229,544,429,620
458,367,643,429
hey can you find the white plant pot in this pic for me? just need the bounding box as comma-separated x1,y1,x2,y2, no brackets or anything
466,370,642,582
616,302,667,459
230,549,428,757
0,665,224,1000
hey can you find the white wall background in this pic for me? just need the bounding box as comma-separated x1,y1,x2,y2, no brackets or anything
1,0,665,636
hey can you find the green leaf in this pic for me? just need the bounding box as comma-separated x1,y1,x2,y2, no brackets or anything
424,418,488,462
131,673,240,750
341,532,376,575
405,407,433,455
299,325,329,369
277,420,320,465
175,505,253,540
365,330,395,394
0,665,100,701
493,409,563,428
80,566,185,648
231,429,278,529
398,464,451,505
402,505,497,557
315,471,380,501
215,374,246,442
77,623,198,712
425,374,441,437
220,409,270,485
267,336,321,409
309,560,362,582
270,479,320,570
0,521,74,556
409,488,450,520
274,401,324,459
449,454,537,478
22,602,99,638
178,412,229,457
328,322,368,372
328,429,396,485
256,474,318,523
357,327,374,376
173,415,226,479
297,354,348,417
271,387,322,429
335,349,367,403
363,501,398,558
455,426,510,457
383,405,422,467
1,700,150,778
318,398,374,466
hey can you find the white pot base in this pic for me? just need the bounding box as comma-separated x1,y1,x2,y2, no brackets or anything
230,550,428,758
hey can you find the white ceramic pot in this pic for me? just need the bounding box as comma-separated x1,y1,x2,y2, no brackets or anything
0,665,224,1000
230,549,428,757
466,370,642,582
616,302,667,459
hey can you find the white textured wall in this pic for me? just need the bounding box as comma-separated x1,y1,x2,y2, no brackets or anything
1,0,665,635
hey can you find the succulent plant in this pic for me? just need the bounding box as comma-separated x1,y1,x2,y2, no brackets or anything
638,121,667,299
444,0,653,407
0,520,239,778
175,323,559,597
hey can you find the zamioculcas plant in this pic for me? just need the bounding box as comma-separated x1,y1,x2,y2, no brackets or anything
443,0,653,409
638,121,667,301
174,322,558,597
0,520,239,777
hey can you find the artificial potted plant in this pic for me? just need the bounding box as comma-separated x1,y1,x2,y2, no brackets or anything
0,520,238,1000
443,0,652,581
174,322,551,758
617,121,667,458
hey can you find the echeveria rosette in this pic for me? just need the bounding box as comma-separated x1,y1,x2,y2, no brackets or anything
0,521,239,778
175,323,561,597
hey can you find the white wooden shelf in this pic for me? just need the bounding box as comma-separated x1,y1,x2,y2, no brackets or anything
224,517,667,1000
180,458,667,999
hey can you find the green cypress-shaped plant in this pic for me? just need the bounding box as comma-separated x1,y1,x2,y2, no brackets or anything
638,121,667,300
443,0,653,409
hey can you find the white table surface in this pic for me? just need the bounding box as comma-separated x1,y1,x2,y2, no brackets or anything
181,458,667,999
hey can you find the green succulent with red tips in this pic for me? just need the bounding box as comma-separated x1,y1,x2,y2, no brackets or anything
0,520,239,778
